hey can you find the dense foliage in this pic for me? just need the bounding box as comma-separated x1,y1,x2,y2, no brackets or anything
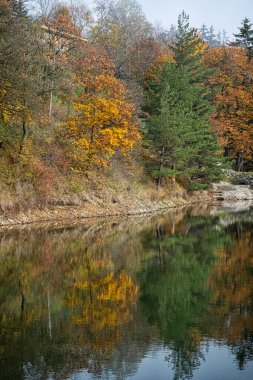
144,12,224,188
0,0,253,200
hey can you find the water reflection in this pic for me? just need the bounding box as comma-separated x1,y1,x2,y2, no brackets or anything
0,207,252,379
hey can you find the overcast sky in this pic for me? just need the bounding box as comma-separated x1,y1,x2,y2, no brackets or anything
137,0,253,38
71,0,252,39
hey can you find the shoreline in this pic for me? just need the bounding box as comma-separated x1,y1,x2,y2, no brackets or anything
0,192,212,229
1,181,253,229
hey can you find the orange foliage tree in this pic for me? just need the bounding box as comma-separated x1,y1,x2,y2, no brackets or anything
62,46,140,167
204,46,253,170
207,227,253,370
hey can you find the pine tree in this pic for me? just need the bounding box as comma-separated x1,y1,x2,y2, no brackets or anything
217,31,222,45
234,17,253,59
144,12,225,188
200,24,222,47
206,26,219,47
199,23,209,42
168,24,177,40
222,29,229,45
146,63,223,189
173,11,211,84
11,0,28,18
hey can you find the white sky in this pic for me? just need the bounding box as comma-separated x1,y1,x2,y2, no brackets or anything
84,0,253,39
137,0,253,38
58,0,252,39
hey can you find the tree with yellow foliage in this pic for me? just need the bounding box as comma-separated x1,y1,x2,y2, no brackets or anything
62,49,140,167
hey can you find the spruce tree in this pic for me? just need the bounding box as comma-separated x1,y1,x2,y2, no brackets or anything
234,17,253,59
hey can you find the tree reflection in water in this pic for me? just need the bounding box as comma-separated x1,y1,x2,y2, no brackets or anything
139,211,253,379
0,207,252,379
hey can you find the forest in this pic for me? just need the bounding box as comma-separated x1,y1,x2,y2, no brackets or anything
0,0,253,208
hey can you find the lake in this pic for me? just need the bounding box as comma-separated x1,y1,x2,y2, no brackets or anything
0,205,253,379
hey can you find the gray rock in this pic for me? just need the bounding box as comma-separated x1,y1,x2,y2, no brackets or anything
213,181,253,201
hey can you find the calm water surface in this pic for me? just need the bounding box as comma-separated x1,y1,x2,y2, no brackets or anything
0,206,253,380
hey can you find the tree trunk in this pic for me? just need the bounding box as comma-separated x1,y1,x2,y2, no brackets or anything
49,90,53,119
172,163,176,184
21,292,25,312
156,225,162,269
49,49,56,119
90,126,95,143
157,175,162,188
236,154,245,171
19,121,27,156
47,291,52,340
157,161,164,188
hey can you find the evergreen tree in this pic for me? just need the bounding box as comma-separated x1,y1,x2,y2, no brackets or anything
234,17,253,59
217,31,222,45
206,25,219,47
222,29,229,45
199,23,209,42
146,63,223,189
144,12,224,189
200,24,224,47
173,11,211,84
174,11,196,67
11,0,28,17
168,24,177,41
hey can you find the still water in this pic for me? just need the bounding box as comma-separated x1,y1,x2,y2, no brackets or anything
0,206,253,380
